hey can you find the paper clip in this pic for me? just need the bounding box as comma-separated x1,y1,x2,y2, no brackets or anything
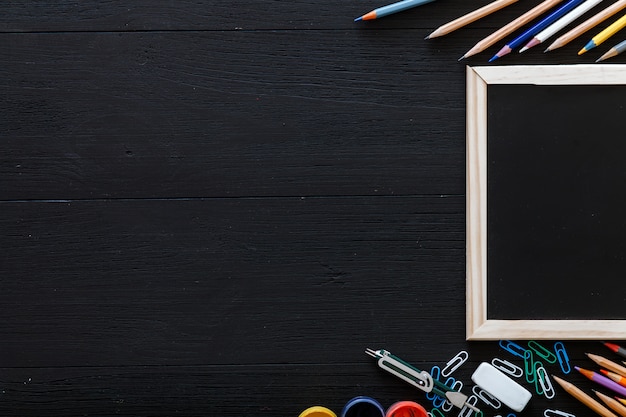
528,341,557,364
458,395,479,417
442,350,469,377
441,378,463,412
533,361,545,395
472,385,502,409
499,340,528,359
536,365,555,399
524,350,536,384
554,342,571,374
491,358,523,378
544,409,576,417
430,409,445,417
426,366,441,401
365,349,480,413
365,349,434,393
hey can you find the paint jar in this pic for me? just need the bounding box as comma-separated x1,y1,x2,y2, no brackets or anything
298,405,338,417
385,401,428,417
341,396,385,417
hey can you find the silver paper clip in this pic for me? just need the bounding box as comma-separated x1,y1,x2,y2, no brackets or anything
365,348,481,413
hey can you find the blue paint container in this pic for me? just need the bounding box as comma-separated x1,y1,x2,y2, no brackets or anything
341,396,385,417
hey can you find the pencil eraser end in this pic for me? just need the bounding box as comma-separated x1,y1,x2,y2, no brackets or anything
471,362,532,412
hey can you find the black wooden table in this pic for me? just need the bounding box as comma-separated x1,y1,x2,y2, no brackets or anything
2,1,624,416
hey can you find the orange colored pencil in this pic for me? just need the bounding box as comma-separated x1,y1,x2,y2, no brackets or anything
602,370,626,388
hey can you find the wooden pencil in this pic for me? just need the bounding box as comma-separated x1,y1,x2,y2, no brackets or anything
596,390,626,417
553,375,618,417
619,397,626,407
588,353,626,378
545,0,626,51
460,0,565,59
426,0,519,39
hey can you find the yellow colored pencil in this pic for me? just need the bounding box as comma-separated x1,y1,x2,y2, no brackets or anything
579,12,626,54
596,390,626,417
553,375,618,417
460,0,565,59
427,0,519,39
619,397,626,407
546,0,626,51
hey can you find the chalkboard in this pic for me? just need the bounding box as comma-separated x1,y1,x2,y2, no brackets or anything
465,65,626,340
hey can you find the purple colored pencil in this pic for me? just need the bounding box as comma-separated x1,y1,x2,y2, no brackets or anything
577,366,626,398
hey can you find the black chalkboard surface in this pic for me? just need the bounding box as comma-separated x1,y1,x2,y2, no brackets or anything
466,65,626,340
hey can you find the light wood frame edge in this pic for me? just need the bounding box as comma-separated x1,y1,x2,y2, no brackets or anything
465,65,626,341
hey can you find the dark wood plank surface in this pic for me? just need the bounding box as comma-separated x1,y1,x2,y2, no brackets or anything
2,0,624,415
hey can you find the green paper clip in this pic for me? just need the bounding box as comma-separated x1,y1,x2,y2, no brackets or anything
528,341,557,364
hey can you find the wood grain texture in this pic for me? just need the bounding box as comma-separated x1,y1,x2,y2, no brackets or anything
2,0,626,415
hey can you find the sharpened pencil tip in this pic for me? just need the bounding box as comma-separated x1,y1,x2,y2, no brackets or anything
354,16,363,22
519,46,528,53
488,55,498,63
458,55,466,61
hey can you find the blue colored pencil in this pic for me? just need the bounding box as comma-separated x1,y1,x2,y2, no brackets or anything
489,0,587,61
354,0,437,21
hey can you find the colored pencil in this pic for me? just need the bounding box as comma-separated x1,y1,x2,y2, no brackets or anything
606,343,626,359
579,12,626,53
520,0,604,52
553,375,619,417
577,367,626,398
601,369,626,388
595,390,626,417
587,353,626,378
619,397,626,407
426,0,519,39
460,0,566,59
546,0,626,50
490,0,587,61
354,0,436,21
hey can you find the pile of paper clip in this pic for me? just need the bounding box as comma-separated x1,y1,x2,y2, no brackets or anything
364,340,574,417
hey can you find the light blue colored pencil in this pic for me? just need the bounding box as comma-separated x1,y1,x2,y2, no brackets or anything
355,0,437,21
596,38,626,61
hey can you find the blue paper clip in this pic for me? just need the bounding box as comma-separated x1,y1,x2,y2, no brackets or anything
499,340,527,359
554,342,571,374
426,366,441,401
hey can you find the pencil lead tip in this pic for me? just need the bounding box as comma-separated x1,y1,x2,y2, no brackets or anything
488,55,498,63
543,47,550,53
519,46,528,53
424,35,430,40
354,16,363,22
458,55,466,61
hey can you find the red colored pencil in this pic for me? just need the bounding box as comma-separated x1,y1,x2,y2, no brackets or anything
606,343,626,359
601,369,626,388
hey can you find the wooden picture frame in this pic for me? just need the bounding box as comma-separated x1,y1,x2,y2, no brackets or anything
466,65,626,340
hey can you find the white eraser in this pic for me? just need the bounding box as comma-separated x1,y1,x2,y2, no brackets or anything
471,362,532,412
